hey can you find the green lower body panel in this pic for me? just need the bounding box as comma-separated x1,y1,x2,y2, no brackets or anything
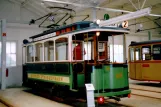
94,89,131,97
91,64,130,98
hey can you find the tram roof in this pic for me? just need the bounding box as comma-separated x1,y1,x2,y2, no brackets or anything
29,21,129,39
30,21,92,39
129,39,161,46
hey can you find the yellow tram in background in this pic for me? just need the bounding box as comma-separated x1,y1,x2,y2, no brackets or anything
128,40,161,82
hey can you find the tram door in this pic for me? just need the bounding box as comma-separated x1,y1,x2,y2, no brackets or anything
135,47,142,79
72,41,85,89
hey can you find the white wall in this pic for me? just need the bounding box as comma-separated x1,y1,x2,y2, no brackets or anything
6,66,22,87
0,23,44,88
0,0,40,24
6,23,45,66
0,0,47,88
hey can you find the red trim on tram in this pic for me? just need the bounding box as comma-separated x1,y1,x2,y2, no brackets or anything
142,64,149,67
129,60,161,63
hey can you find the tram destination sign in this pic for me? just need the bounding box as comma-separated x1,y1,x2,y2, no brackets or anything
33,32,56,41
28,73,70,84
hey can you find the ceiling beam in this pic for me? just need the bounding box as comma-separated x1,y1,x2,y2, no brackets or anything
43,0,161,17
14,0,49,15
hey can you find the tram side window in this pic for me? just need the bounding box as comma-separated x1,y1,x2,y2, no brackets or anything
153,45,161,60
35,43,43,61
135,48,141,61
27,45,34,62
142,46,151,60
84,42,91,60
44,41,54,61
55,38,68,60
130,48,134,61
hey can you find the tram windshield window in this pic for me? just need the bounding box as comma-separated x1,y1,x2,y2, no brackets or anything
35,43,43,61
135,48,141,61
153,45,161,60
56,38,68,60
44,41,54,61
142,46,151,60
98,42,107,60
130,48,134,61
84,42,91,60
27,45,34,62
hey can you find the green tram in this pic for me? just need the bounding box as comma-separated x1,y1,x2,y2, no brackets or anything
22,21,131,103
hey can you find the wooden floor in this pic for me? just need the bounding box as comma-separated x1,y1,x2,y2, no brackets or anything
0,88,71,107
0,102,7,107
0,81,161,107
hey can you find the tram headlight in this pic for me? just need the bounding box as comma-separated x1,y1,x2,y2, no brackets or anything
96,19,101,24
96,31,100,36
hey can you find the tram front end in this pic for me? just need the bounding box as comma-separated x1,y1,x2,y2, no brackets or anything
90,63,131,102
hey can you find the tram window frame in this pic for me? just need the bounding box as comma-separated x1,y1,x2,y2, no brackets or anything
142,46,151,61
26,45,34,62
98,41,108,61
129,48,134,62
44,41,54,61
152,44,161,60
55,37,68,61
84,41,92,60
135,47,141,61
35,43,43,62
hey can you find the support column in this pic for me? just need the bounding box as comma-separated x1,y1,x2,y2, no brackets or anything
148,31,152,40
1,19,6,90
123,33,126,63
93,36,97,64
112,35,114,62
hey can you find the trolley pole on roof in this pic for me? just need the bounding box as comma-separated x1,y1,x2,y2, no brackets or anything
0,19,6,90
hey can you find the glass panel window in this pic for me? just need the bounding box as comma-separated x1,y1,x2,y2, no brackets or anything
44,41,54,61
10,42,16,53
55,38,68,60
130,48,134,61
0,41,16,67
84,42,91,60
27,45,34,62
98,42,107,60
142,46,151,60
6,42,10,54
135,48,140,61
35,43,43,61
153,45,161,60
110,44,123,63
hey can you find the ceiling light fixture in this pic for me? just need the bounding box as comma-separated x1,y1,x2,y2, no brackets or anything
99,7,151,27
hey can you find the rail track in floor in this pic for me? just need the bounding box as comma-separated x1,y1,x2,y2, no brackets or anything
0,98,14,107
24,88,133,107
130,84,161,100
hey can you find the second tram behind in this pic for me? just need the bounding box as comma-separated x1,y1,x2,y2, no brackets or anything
129,40,161,82
23,21,131,103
